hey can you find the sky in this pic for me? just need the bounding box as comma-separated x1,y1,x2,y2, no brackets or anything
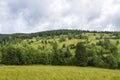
0,0,120,33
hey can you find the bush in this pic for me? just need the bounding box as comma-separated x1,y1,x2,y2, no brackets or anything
59,36,66,42
0,52,2,63
65,56,76,65
92,56,107,68
68,33,73,40
104,54,118,69
118,62,120,69
69,44,76,49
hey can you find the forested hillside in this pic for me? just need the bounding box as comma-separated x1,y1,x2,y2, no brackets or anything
0,29,120,69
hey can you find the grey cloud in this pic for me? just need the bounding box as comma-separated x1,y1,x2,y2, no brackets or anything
0,0,120,33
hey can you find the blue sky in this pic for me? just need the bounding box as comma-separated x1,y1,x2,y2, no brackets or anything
0,0,120,33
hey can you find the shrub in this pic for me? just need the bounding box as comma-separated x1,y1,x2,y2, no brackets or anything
0,52,2,63
104,54,118,69
92,56,107,68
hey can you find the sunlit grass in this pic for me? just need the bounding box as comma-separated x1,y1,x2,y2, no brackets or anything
0,65,119,80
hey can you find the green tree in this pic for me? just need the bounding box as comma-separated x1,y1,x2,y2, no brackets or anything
2,46,22,65
0,52,2,63
64,47,72,58
75,42,88,66
51,42,66,65
68,33,73,40
104,54,118,69
59,35,66,42
21,47,41,65
52,50,65,65
92,56,107,68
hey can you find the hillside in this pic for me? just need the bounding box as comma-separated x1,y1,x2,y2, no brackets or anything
0,29,120,69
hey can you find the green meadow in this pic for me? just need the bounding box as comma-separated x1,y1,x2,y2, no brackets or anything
0,65,119,80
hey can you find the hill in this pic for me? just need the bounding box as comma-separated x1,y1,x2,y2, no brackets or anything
0,29,120,69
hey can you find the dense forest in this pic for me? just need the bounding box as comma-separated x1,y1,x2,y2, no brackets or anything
0,29,120,69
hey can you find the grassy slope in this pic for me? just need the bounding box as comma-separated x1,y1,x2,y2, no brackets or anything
26,33,120,54
0,65,119,80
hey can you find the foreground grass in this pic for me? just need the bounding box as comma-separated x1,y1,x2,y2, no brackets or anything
0,65,120,80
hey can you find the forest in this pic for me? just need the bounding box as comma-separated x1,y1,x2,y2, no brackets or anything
0,29,120,69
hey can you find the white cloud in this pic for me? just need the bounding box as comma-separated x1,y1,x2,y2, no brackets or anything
0,0,120,33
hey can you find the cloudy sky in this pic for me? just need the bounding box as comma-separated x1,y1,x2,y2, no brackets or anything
0,0,120,33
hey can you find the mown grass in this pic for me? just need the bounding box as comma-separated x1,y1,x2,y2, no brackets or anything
0,65,119,80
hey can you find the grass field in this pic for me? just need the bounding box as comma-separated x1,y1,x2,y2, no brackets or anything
0,65,120,80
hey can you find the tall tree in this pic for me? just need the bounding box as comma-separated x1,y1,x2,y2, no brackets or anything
75,42,88,66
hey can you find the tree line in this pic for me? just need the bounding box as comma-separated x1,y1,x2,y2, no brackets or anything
0,40,120,69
